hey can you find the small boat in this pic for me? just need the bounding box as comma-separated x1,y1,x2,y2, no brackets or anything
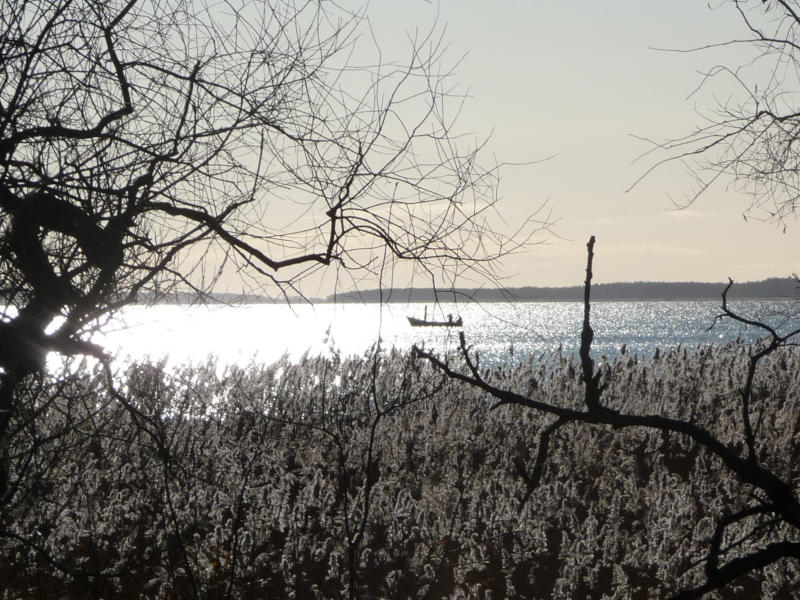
407,306,462,327
407,315,463,327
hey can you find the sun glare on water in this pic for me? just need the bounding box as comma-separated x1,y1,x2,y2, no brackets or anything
51,299,794,371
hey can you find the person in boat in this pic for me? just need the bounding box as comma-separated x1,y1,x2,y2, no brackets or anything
447,313,453,324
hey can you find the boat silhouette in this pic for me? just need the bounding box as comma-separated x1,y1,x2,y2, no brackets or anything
407,306,462,327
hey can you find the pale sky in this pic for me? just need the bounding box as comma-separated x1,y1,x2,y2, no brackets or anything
356,1,798,288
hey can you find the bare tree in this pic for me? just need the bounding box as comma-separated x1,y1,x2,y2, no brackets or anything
638,0,800,222
416,236,800,598
0,0,539,498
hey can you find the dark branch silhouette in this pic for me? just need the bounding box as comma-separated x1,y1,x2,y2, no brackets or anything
415,236,800,598
0,0,543,501
636,0,800,223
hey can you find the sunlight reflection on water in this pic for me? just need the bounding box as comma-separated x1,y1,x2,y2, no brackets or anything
89,300,798,368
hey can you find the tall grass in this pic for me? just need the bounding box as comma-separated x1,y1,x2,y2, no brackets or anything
2,342,799,598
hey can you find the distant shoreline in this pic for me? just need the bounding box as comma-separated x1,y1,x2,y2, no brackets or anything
146,277,798,304
322,277,798,304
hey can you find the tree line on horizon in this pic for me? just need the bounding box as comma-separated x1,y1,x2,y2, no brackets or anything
132,276,798,305
322,277,798,304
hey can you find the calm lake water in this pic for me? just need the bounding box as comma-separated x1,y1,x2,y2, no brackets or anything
92,300,799,367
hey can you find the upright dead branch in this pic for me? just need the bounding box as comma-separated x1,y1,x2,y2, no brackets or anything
580,234,604,411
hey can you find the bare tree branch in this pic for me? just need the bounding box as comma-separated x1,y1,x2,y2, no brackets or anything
416,236,800,598
0,0,545,499
637,0,800,222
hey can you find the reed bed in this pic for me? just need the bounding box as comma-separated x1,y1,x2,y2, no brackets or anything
2,341,799,599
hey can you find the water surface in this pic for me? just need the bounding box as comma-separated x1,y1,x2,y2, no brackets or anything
92,300,799,367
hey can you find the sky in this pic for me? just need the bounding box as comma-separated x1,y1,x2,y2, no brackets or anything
353,1,799,288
